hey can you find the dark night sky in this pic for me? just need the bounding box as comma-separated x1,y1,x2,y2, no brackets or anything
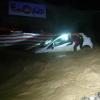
1,0,99,10
1,0,100,11
46,0,100,9
23,0,100,10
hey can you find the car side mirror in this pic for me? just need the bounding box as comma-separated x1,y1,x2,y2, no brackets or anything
51,45,54,49
47,43,54,49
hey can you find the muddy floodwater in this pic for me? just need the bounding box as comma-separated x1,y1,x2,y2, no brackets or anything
0,47,100,100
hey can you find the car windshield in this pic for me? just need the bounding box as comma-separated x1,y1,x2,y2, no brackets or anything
36,34,71,48
37,39,53,48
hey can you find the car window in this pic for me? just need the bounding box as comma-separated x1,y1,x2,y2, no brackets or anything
53,38,68,47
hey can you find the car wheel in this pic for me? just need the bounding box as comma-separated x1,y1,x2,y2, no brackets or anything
82,45,91,50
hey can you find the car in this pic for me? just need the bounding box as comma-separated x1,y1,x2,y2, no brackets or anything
34,33,93,53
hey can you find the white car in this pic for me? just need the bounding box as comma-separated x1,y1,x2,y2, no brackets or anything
34,33,93,53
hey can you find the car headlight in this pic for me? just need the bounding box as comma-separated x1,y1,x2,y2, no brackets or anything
60,33,70,41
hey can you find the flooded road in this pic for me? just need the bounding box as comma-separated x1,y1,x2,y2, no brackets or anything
0,47,100,100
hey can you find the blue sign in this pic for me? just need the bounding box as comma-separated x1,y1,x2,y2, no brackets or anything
9,1,46,18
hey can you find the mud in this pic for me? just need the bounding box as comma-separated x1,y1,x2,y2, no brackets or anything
0,47,100,100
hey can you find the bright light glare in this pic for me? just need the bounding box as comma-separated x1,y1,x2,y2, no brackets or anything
35,43,41,46
60,33,69,41
45,40,52,45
